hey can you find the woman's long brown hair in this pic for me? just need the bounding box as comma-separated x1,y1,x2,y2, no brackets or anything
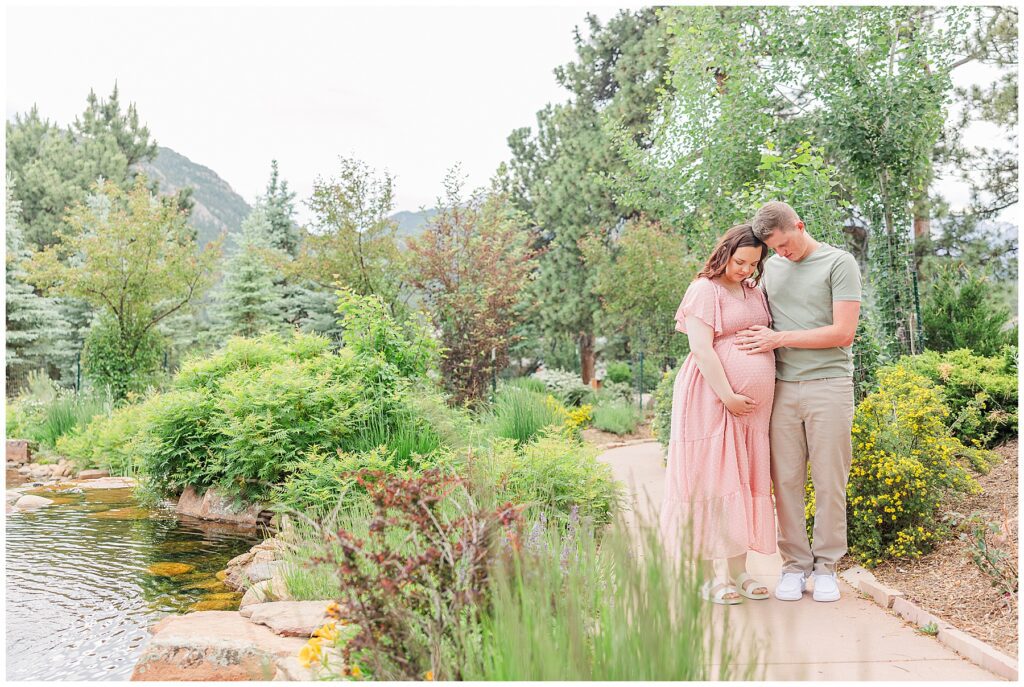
695,223,767,286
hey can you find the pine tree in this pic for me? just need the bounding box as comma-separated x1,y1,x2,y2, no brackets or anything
506,9,669,383
214,205,287,338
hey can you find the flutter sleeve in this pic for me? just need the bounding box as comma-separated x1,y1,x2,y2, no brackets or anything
674,278,722,335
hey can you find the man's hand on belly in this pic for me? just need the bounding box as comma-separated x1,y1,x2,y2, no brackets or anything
736,325,782,354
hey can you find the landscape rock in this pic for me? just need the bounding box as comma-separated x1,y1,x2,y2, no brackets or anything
175,485,264,526
130,610,306,681
245,600,335,637
272,656,319,681
30,464,54,478
240,579,277,608
6,490,23,505
269,565,292,601
14,494,54,510
6,440,31,464
245,561,286,584
17,465,32,475
77,469,111,480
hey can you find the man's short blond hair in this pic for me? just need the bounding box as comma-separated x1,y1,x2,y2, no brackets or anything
752,201,801,239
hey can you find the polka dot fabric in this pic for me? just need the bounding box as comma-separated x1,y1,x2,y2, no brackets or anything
661,277,777,560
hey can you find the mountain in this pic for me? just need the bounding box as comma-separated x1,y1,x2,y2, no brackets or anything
392,209,437,246
142,146,252,250
143,147,436,253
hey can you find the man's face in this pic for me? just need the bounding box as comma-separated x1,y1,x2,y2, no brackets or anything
762,222,806,261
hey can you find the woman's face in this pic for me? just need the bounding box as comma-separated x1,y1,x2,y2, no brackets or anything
724,245,763,283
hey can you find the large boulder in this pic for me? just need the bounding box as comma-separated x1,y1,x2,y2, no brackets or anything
175,486,264,527
77,469,111,481
6,440,31,464
130,610,308,681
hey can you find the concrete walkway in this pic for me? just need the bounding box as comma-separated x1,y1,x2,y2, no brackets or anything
597,441,1004,681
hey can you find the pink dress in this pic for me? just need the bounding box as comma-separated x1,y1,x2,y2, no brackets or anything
660,277,777,560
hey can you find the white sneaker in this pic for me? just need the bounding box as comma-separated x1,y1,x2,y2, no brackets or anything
812,572,841,602
774,571,806,601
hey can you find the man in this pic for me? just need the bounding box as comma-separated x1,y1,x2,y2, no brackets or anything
736,201,861,602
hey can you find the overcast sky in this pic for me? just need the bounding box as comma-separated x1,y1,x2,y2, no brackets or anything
6,3,1014,224
7,4,616,220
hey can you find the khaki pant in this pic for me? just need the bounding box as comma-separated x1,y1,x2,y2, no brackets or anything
770,377,855,575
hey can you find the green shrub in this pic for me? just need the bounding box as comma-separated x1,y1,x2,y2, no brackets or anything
175,331,329,391
336,286,439,379
485,387,564,446
532,367,595,406
596,380,634,405
272,445,457,517
810,366,981,566
895,347,1018,447
470,433,622,527
921,264,1017,356
82,314,166,400
67,292,451,506
652,364,682,449
135,388,225,497
605,361,632,384
57,400,150,475
592,402,641,436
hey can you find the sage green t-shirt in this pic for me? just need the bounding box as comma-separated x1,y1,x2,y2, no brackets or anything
761,243,862,381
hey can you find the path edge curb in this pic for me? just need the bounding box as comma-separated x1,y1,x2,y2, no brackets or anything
840,565,1018,681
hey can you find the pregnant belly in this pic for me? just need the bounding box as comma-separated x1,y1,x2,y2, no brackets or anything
716,341,776,404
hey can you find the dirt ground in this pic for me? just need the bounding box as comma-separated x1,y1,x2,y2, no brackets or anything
866,439,1018,657
581,417,656,447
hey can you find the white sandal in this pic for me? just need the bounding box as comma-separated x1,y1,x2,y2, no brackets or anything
733,572,769,600
701,580,743,605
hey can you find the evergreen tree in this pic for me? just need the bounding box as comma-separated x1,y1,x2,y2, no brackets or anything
213,205,286,338
5,177,72,390
72,83,157,169
263,160,300,257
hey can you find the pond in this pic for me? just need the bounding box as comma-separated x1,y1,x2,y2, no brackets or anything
6,479,263,681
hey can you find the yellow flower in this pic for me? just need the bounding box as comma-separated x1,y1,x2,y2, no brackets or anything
350,664,363,678
425,670,435,681
298,640,323,668
313,622,338,642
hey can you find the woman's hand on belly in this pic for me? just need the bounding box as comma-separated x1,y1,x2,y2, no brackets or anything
724,393,757,416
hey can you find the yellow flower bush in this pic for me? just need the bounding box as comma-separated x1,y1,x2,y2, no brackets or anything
544,394,592,439
806,367,979,567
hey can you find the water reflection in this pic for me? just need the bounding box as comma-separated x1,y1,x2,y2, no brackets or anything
6,485,262,681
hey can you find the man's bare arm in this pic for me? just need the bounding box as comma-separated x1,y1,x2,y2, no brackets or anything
735,300,860,353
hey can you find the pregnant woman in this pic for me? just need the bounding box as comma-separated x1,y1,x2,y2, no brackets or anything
660,224,777,605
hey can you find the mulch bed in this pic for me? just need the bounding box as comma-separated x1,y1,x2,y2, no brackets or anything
582,419,656,447
865,439,1018,658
